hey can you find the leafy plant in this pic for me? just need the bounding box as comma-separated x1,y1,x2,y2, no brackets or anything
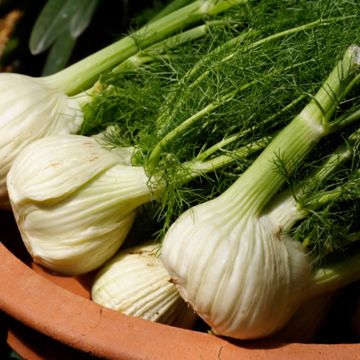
29,0,100,75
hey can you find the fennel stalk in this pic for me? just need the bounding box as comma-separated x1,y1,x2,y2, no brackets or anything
161,45,360,339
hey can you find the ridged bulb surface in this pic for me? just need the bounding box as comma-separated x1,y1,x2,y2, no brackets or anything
161,197,311,339
92,242,197,328
7,135,153,275
0,73,83,206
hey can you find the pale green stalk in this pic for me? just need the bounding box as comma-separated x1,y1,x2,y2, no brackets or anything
112,22,216,73
310,248,360,297
220,46,360,218
266,125,360,231
195,94,306,162
300,125,360,211
330,104,360,131
178,136,271,185
260,106,360,301
47,0,248,95
149,0,194,22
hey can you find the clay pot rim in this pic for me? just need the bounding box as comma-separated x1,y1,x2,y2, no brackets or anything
1,243,359,360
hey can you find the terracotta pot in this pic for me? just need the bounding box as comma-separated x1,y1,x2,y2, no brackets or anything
1,211,359,360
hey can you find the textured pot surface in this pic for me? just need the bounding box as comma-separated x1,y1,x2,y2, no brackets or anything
1,213,360,359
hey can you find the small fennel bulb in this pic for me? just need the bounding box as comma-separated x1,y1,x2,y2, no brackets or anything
92,241,197,328
0,73,84,208
7,134,154,275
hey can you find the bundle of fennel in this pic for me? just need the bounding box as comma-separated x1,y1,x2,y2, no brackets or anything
0,0,246,207
4,0,360,340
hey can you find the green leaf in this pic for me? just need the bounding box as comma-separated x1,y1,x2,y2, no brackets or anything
70,0,99,37
29,0,85,55
41,30,77,76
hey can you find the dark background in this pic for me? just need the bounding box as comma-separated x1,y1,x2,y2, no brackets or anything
0,0,166,75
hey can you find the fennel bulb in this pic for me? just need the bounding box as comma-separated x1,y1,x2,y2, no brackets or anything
0,0,247,208
6,121,260,276
161,204,312,339
161,46,360,339
7,135,154,275
92,241,197,328
0,74,84,208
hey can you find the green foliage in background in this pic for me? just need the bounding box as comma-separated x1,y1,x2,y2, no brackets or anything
29,0,99,75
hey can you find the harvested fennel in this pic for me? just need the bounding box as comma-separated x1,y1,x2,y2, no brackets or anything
161,46,360,339
5,0,360,339
8,0,360,277
81,0,360,239
0,0,247,207
7,135,150,274
7,125,260,275
92,241,197,328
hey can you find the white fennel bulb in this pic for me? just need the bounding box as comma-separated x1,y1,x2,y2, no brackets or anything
0,0,248,208
0,73,84,207
92,241,197,328
7,134,154,275
161,47,360,339
161,199,311,339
